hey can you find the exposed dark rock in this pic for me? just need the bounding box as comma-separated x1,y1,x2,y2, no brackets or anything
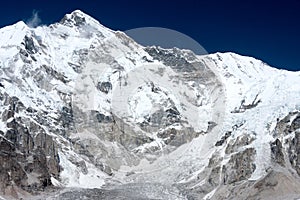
73,15,86,26
19,48,29,57
166,107,181,125
23,36,38,54
289,131,300,176
41,65,69,83
231,94,261,113
273,112,300,136
119,132,154,149
157,128,177,144
68,62,82,73
97,81,112,94
72,48,89,65
145,47,196,72
0,93,60,195
225,133,255,154
222,148,256,184
60,12,86,27
71,140,95,161
95,112,113,123
215,131,231,146
270,139,285,166
73,160,88,175
271,111,300,176
207,121,217,132
60,105,74,129
0,152,27,192
157,127,199,147
207,166,221,187
207,152,223,168
140,106,181,132
291,115,300,131
26,107,37,113
19,48,32,64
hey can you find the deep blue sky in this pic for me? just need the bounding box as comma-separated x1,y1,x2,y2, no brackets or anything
0,0,299,71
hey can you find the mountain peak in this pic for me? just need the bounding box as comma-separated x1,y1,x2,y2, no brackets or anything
57,10,113,38
0,21,29,48
60,10,87,27
68,9,92,22
70,9,87,16
59,9,100,28
15,20,28,28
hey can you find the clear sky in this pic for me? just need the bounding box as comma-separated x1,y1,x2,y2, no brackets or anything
1,0,299,71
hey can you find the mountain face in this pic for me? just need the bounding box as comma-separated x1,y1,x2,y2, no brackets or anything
0,10,299,199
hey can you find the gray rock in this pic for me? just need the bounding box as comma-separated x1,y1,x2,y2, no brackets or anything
225,133,255,154
97,81,112,94
270,139,285,166
222,148,256,184
207,166,221,187
271,111,300,176
145,47,196,72
60,105,74,129
0,93,60,195
291,115,300,130
60,11,86,27
157,127,200,147
289,131,300,176
23,36,38,54
215,131,231,146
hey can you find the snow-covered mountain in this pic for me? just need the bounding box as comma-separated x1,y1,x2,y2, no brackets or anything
0,10,299,199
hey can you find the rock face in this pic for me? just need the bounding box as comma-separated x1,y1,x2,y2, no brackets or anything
289,131,300,175
271,138,285,166
0,10,299,200
272,111,300,175
222,148,256,184
0,94,60,197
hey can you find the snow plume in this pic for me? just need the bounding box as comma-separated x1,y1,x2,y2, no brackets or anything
26,10,41,28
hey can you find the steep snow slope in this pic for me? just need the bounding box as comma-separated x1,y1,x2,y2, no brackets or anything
0,10,299,200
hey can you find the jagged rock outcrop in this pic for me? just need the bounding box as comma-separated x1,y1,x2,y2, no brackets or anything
0,93,60,197
289,131,300,175
271,138,285,166
271,111,300,175
222,148,256,184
